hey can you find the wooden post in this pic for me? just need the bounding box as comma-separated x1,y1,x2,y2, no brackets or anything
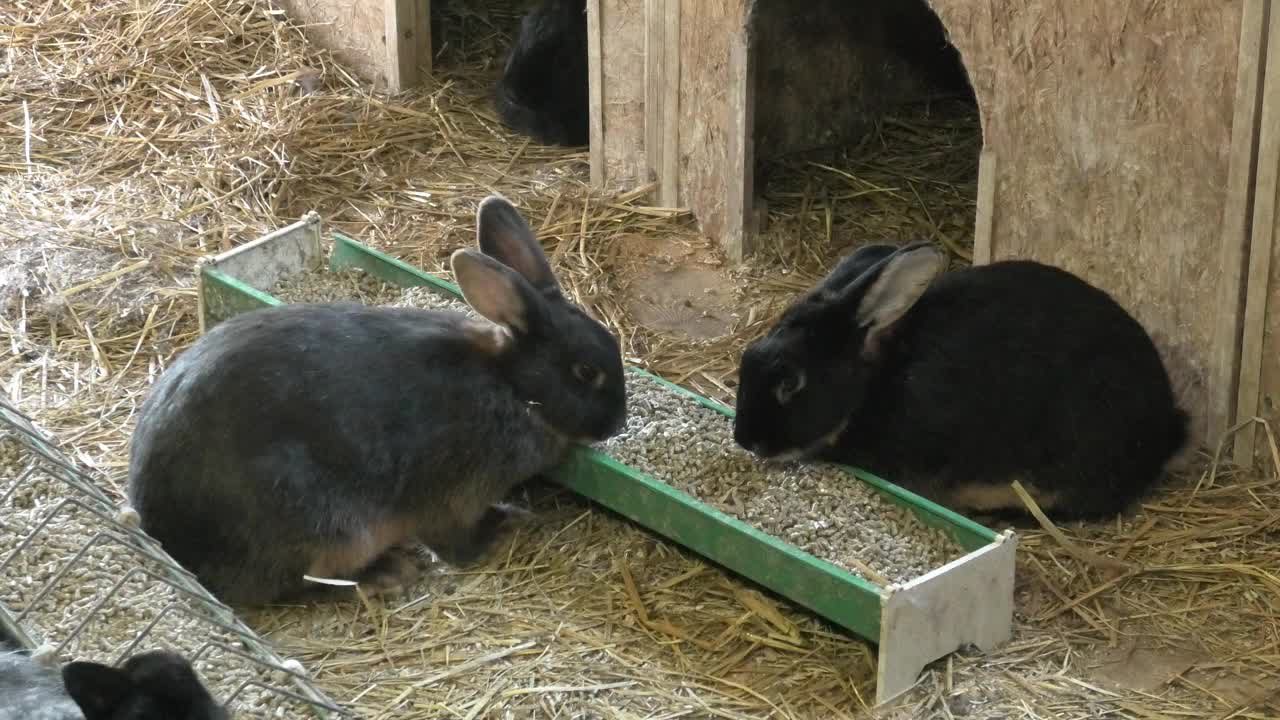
275,0,431,92
723,20,756,263
385,0,432,91
587,0,606,186
1235,0,1280,466
644,0,682,207
1208,0,1269,451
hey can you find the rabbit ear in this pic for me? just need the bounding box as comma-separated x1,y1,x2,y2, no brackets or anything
62,661,131,719
475,196,560,293
852,244,946,344
451,248,538,336
817,244,899,298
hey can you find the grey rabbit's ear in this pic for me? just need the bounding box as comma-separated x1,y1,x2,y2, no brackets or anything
62,661,130,719
475,196,560,293
451,248,537,335
852,244,947,349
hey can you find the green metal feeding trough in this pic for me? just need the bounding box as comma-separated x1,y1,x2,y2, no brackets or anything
197,213,1018,706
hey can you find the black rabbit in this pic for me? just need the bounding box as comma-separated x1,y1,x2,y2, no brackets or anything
493,0,588,146
127,196,627,605
733,242,1189,521
0,646,225,720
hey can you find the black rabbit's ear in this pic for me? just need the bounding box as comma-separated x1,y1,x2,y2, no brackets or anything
451,249,538,336
851,245,946,347
475,195,561,294
62,661,131,719
816,244,900,298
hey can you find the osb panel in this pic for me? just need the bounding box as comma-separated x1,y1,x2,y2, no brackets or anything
278,0,389,87
676,0,748,248
599,0,647,187
928,1,1244,446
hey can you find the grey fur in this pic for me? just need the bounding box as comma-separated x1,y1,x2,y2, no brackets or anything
126,196,627,605
0,650,84,720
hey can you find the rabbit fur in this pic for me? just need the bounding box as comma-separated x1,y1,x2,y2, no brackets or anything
493,0,588,146
127,196,627,605
732,242,1189,520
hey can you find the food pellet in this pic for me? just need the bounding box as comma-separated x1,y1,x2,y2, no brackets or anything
0,437,328,718
269,267,404,305
599,375,963,584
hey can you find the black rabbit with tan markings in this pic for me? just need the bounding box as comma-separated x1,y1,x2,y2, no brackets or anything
733,242,1189,521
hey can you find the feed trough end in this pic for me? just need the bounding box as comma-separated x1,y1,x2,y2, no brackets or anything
198,214,1019,705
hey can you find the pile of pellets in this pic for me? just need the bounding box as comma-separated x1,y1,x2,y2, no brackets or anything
0,437,328,718
268,267,963,584
599,375,962,584
269,268,405,305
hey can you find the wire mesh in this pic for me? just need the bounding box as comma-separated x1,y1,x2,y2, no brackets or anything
0,398,353,718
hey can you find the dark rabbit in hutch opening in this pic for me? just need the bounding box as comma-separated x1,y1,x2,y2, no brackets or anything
732,243,1190,522
494,0,589,146
489,0,974,159
750,0,974,164
126,196,627,606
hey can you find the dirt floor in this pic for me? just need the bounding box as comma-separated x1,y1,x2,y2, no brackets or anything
2,0,1279,718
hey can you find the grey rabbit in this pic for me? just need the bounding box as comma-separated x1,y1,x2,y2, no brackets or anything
0,643,225,720
127,196,627,605
732,242,1189,520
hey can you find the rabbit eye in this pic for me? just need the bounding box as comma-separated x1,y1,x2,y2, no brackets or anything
573,362,604,389
774,372,806,404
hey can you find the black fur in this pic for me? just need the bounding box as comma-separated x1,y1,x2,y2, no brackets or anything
493,0,588,146
733,243,1189,521
62,651,227,720
1,649,223,720
127,196,626,605
882,1,976,103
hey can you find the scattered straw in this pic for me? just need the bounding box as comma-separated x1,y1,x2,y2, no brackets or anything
3,0,1277,717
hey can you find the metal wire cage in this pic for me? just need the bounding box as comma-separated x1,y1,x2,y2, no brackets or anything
0,398,353,718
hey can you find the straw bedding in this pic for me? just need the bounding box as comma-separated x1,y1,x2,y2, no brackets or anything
2,0,1279,717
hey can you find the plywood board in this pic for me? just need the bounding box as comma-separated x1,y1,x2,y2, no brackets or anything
644,0,681,206
928,0,1248,447
277,0,430,92
677,0,751,258
596,0,648,188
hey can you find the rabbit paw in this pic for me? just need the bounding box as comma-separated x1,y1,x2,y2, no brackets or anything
358,546,423,598
432,504,526,566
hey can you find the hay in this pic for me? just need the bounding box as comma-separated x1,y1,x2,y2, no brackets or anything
2,0,1278,717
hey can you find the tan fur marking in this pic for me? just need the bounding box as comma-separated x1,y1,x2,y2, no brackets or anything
306,515,422,579
358,547,422,598
461,317,513,355
946,481,1061,513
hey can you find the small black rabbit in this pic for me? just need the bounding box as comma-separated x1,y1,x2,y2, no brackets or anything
0,646,225,720
733,242,1190,521
127,196,627,605
493,0,588,146
61,651,227,720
